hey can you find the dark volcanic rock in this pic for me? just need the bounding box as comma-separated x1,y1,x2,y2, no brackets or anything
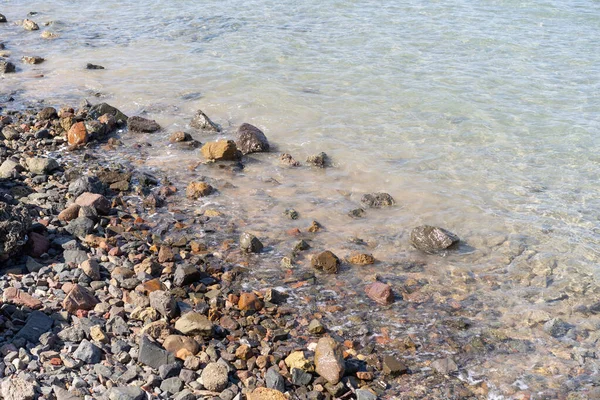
128,116,161,133
88,102,128,124
0,14,6,23
190,110,220,132
86,63,105,70
0,60,16,74
16,310,53,343
174,264,203,287
236,123,270,154
360,192,395,208
311,251,340,274
68,176,105,197
266,367,285,392
73,339,103,364
0,201,32,261
240,232,263,253
139,334,175,369
410,225,459,253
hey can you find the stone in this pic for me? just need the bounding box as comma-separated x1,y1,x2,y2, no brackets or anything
86,63,104,70
543,318,571,338
62,284,99,313
266,367,285,392
238,292,263,311
0,60,15,74
164,335,200,360
158,245,175,263
431,357,458,375
170,131,192,142
0,378,36,400
355,389,377,400
75,192,111,214
128,116,161,132
174,264,202,287
264,288,288,304
22,19,39,30
306,152,328,168
53,385,83,400
160,377,184,394
88,103,128,124
291,368,312,386
140,320,171,341
80,259,101,280
280,153,300,167
285,351,313,372
67,122,88,147
382,355,407,376
175,312,213,337
236,123,270,154
25,256,43,273
138,334,175,369
348,253,375,265
311,251,340,274
27,232,50,258
410,225,460,253
21,56,44,64
1,127,19,141
26,157,59,174
90,325,108,343
201,362,229,392
361,192,395,208
365,282,394,305
0,159,20,178
240,232,263,253
201,140,240,161
106,386,145,400
191,110,220,132
63,249,88,265
173,390,196,400
247,387,287,400
235,344,253,360
315,337,345,384
16,310,53,343
65,217,95,238
186,181,213,199
149,290,179,319
0,202,31,261
38,107,58,120
73,339,102,364
0,14,5,23
308,319,325,334
3,288,42,309
40,31,58,39
348,208,366,218
68,176,104,197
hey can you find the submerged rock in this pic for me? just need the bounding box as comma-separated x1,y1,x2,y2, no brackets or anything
21,56,44,64
314,337,345,384
190,110,220,132
280,153,300,166
86,63,104,70
128,116,161,132
306,152,328,168
311,250,340,274
169,131,192,143
22,19,39,31
0,60,15,74
365,282,394,305
186,181,213,199
410,225,459,253
236,123,270,154
240,232,263,253
361,192,395,208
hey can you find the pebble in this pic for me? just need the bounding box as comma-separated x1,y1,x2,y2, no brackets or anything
314,337,345,384
201,362,229,392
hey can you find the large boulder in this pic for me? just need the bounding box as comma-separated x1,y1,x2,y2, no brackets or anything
190,110,220,132
314,337,345,384
236,123,270,154
410,225,459,253
0,201,32,261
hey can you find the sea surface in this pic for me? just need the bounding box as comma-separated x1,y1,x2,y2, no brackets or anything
2,0,600,398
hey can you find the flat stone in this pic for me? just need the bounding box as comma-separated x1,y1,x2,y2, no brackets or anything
382,355,407,376
138,334,175,370
410,225,459,253
431,357,458,375
311,251,340,274
201,362,229,392
236,123,270,154
62,284,98,313
73,339,102,364
291,368,312,386
3,287,42,309
160,377,184,394
16,310,53,343
0,159,20,177
63,249,88,265
364,282,394,305
266,367,285,392
75,192,111,215
128,116,161,132
26,157,58,174
314,337,345,384
174,312,213,337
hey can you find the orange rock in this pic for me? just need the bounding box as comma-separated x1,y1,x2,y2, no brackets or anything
2,287,42,309
238,292,263,311
139,278,166,294
186,182,213,199
347,252,375,265
247,387,287,400
235,344,253,360
67,121,88,146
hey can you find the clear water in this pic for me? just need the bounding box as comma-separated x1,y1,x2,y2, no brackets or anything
3,0,600,397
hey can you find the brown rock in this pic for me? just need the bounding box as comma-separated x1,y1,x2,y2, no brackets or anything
163,335,200,360
75,192,111,215
21,56,44,64
238,293,263,311
311,251,340,274
314,337,345,384
348,253,375,265
139,278,166,294
67,121,88,147
3,287,42,309
365,282,394,305
62,284,98,313
186,182,213,199
128,116,161,132
80,259,101,280
134,258,161,276
169,131,192,142
235,344,253,360
58,204,81,222
27,232,49,258
200,140,240,161
247,387,287,400
140,320,171,341
158,246,175,263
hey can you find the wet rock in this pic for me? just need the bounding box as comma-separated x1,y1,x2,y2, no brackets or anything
543,318,571,338
40,31,58,39
174,264,202,287
1,378,36,400
291,368,312,386
89,103,128,124
0,202,31,261
201,362,229,392
106,386,145,400
170,131,192,142
308,319,325,334
348,208,366,218
86,63,104,70
365,282,394,305
67,121,88,147
22,19,39,30
0,14,5,23
382,355,407,376
239,292,264,311
21,56,44,64
75,192,111,214
149,290,179,319
355,389,377,400
348,253,375,265
306,152,328,168
163,335,200,360
201,140,240,161
314,337,345,384
62,284,99,313
264,288,288,304
16,310,53,343
280,153,300,167
236,123,270,154
174,312,213,337
284,208,299,220
410,225,459,253
80,259,101,280
0,60,15,74
311,251,340,274
240,232,263,253
431,357,458,375
186,181,213,199
190,110,220,132
138,334,175,369
73,339,102,363
128,116,161,132
360,192,395,208
247,387,287,400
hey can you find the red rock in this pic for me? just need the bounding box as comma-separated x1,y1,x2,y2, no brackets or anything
27,232,50,258
58,204,81,222
50,357,62,366
108,247,122,256
2,287,42,309
75,192,111,215
67,121,88,146
62,284,98,313
139,278,166,294
365,282,394,305
238,293,263,311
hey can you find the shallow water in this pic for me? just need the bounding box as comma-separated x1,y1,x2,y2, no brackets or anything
3,0,600,397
